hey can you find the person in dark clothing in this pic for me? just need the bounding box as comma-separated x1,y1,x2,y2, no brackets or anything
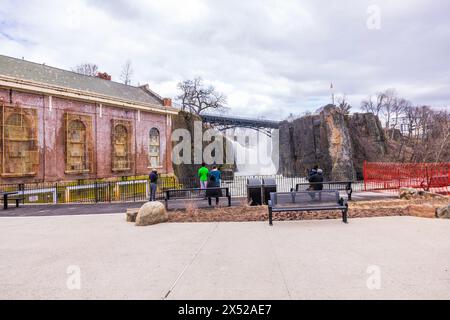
209,165,221,186
206,171,222,206
309,169,324,190
308,168,324,199
309,165,319,178
149,169,158,201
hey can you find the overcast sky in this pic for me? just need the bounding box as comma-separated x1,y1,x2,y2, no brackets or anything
1,0,449,119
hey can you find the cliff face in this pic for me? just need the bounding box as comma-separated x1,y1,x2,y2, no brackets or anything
171,111,235,181
171,111,202,180
278,105,387,180
349,113,387,179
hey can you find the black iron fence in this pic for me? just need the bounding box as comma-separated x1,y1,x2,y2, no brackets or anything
0,175,365,205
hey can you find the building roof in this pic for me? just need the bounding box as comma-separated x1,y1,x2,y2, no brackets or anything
0,54,166,107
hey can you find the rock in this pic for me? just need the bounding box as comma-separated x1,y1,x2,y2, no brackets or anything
126,209,139,222
278,105,356,180
406,203,436,218
400,187,418,200
348,113,387,180
436,205,450,219
135,202,168,226
399,188,446,200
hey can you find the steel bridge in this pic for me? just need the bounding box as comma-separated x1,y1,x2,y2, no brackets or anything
201,113,280,137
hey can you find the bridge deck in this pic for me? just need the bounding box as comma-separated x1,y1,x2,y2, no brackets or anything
201,113,280,129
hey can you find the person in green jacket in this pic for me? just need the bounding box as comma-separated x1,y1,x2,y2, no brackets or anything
198,162,209,189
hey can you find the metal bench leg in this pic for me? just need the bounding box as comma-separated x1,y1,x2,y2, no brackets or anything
208,197,212,206
16,199,20,208
343,205,349,224
228,196,231,207
269,207,273,226
164,199,169,210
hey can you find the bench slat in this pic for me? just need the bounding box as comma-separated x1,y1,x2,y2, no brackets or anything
268,190,348,225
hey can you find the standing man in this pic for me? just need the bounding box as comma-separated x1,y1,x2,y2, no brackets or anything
198,162,209,189
209,165,221,187
149,169,158,201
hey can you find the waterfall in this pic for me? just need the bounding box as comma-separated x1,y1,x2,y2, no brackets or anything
225,128,277,176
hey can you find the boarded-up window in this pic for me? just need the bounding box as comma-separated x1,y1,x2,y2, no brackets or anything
149,128,160,168
65,113,93,174
0,104,39,177
112,119,132,171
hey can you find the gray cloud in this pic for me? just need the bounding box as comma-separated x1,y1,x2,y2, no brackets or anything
0,0,449,119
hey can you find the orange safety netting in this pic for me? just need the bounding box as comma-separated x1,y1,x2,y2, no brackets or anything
363,161,450,194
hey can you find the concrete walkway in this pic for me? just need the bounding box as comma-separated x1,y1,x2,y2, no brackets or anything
0,215,449,300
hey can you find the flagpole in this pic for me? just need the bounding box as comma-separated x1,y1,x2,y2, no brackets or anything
330,82,335,105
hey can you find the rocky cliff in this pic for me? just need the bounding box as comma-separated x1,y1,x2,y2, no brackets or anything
171,111,235,181
278,105,387,180
348,112,388,179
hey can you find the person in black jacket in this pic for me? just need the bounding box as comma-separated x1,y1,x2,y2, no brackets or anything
149,169,158,201
308,169,324,199
309,169,324,191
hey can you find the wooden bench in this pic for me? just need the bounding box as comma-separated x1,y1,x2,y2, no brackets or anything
165,187,232,210
268,190,348,226
1,191,25,210
293,181,354,200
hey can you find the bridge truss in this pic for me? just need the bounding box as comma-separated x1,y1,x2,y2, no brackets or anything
201,113,280,137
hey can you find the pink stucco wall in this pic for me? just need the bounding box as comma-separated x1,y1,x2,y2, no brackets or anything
0,87,173,184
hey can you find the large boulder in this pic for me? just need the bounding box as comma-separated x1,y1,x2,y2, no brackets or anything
135,202,168,226
436,205,450,219
400,188,418,200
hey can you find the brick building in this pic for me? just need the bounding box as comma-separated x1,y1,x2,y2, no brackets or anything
0,55,178,184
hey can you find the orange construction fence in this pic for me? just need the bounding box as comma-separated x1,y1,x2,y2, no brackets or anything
363,161,450,195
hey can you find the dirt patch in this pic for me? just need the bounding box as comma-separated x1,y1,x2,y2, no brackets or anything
167,197,449,223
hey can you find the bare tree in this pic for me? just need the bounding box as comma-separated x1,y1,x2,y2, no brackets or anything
361,93,385,117
72,63,99,76
359,87,449,163
362,89,409,129
176,78,228,115
390,98,411,138
336,95,352,115
395,105,450,163
120,60,133,85
380,89,398,128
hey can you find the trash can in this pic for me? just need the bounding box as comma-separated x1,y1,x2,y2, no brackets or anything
262,178,277,205
247,178,262,206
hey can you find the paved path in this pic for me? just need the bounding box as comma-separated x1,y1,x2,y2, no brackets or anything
0,191,396,217
0,215,449,299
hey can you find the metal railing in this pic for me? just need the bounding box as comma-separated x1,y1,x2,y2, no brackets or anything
0,175,367,205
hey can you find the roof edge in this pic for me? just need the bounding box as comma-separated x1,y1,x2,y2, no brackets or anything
0,75,179,115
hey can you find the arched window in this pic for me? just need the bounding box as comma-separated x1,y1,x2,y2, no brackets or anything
66,119,88,172
149,128,160,167
112,124,130,171
64,113,93,174
2,110,38,176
